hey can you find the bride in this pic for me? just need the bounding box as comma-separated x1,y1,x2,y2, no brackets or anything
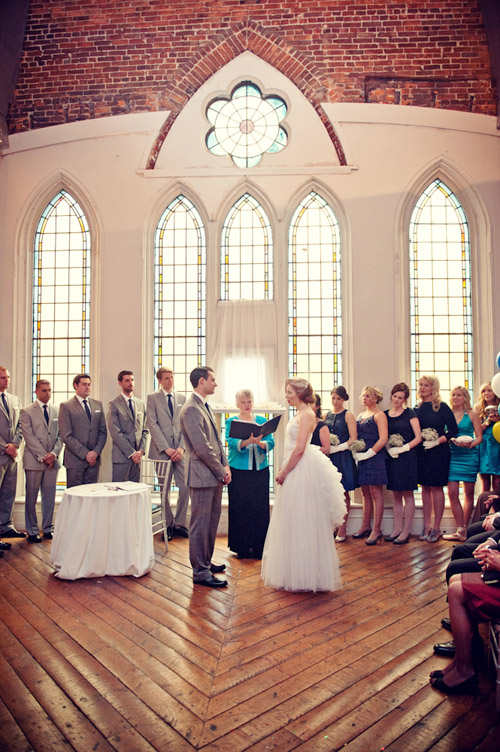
261,378,346,592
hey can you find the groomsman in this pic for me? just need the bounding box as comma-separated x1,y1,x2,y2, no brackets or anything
20,379,62,542
147,367,190,540
108,370,148,482
59,374,107,488
0,366,25,540
180,366,231,587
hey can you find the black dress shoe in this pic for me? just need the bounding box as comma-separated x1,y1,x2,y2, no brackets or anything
353,528,372,539
441,617,452,632
164,525,173,541
430,673,478,696
195,575,227,588
2,528,27,538
434,640,455,657
43,532,53,540
173,525,189,538
27,534,42,543
210,563,226,573
0,541,12,550
0,549,3,557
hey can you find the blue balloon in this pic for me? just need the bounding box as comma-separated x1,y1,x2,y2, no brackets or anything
497,351,500,370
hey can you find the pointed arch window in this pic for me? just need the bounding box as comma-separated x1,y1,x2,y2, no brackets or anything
221,193,273,301
288,192,342,402
32,190,91,403
409,179,473,398
154,195,206,392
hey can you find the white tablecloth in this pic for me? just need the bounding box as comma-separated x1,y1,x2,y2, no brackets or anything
50,482,155,580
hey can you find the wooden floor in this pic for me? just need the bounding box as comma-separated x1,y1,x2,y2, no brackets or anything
0,534,499,752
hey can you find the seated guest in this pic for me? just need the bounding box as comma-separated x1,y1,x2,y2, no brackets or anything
430,544,500,695
226,390,274,559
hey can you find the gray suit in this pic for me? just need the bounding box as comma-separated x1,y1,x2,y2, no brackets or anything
146,390,190,528
58,396,107,487
107,394,148,482
20,401,62,536
0,391,22,533
179,393,228,581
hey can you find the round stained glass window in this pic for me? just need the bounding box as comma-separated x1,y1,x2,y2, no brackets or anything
206,82,288,167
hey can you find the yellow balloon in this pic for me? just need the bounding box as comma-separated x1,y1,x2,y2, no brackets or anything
493,422,500,444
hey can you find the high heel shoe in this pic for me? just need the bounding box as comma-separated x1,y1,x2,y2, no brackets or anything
430,673,478,695
353,527,372,539
393,534,410,544
384,532,402,542
365,532,383,546
419,527,431,541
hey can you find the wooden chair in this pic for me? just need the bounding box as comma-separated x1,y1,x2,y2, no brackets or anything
489,618,500,712
141,459,169,551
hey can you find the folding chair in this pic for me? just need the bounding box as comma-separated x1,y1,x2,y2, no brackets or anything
141,459,169,551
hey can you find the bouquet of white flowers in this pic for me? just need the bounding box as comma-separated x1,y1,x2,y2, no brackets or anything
350,439,366,454
387,433,405,448
329,433,340,446
422,428,438,441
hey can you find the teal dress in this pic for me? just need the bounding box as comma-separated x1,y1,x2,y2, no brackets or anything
479,420,500,476
448,412,479,483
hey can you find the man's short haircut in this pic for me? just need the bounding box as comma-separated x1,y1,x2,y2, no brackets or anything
118,370,133,382
190,366,213,389
73,373,91,387
156,366,173,380
35,379,51,390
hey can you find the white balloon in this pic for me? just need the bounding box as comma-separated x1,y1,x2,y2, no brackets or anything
491,372,500,398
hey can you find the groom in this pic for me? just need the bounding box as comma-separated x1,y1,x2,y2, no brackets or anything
180,366,231,587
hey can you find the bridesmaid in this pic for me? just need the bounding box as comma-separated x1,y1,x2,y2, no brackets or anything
415,374,458,543
353,386,388,546
384,382,422,543
311,394,331,455
324,386,358,541
444,386,482,541
475,382,500,494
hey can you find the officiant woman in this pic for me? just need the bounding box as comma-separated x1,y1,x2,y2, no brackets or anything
226,389,275,559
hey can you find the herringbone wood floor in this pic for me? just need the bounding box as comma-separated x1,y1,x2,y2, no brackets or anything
0,534,499,752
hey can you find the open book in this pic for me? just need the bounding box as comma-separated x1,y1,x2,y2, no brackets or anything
228,414,281,440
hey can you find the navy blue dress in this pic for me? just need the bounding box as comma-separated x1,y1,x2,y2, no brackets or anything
384,408,419,491
324,410,358,492
356,414,387,486
414,401,458,487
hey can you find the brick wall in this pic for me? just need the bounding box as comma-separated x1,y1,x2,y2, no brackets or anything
7,0,496,135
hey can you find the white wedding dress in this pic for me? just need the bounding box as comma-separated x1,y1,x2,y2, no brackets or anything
261,415,346,592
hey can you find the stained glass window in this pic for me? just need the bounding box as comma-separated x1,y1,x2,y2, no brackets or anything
154,195,206,392
409,179,473,399
32,190,91,403
221,193,273,301
206,82,287,168
288,192,342,404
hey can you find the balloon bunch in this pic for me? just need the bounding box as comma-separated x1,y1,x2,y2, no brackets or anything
491,351,500,444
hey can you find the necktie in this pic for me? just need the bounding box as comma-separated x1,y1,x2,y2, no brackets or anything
43,404,49,424
128,398,135,419
83,399,91,421
1,393,9,417
167,393,174,417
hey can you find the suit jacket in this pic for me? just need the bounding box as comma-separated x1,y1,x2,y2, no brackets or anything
107,395,148,463
58,396,107,468
146,390,186,460
0,391,22,465
179,393,228,488
20,402,62,470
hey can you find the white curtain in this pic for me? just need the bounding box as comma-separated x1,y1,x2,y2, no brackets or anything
209,300,280,406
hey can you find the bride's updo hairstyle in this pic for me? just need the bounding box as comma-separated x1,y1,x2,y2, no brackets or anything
285,378,315,404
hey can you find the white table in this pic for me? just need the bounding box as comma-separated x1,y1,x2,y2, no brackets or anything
50,482,154,580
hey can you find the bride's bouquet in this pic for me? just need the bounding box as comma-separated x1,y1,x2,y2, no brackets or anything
329,433,340,446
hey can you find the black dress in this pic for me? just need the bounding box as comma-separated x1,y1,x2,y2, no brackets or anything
384,408,419,491
311,420,328,447
324,410,358,492
414,401,458,487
